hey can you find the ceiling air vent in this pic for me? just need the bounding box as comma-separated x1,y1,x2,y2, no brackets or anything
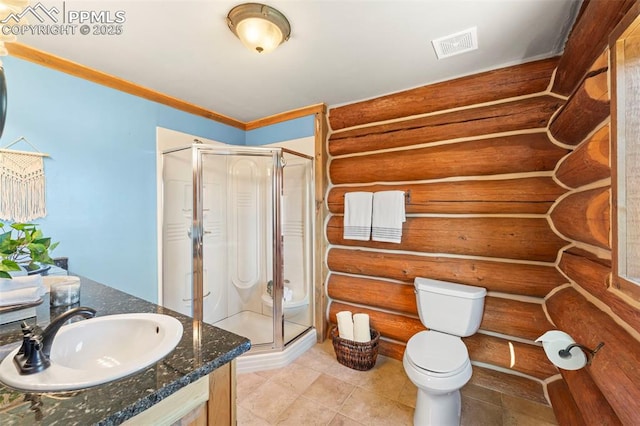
431,27,478,59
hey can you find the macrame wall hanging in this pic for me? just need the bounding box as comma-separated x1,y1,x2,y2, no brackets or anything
0,137,49,222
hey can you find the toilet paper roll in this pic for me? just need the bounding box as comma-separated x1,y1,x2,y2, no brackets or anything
536,330,587,370
353,313,370,343
336,311,354,340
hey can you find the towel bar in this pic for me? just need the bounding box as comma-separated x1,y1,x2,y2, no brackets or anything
343,190,411,204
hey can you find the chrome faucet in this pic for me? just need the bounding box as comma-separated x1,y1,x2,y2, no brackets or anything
14,306,97,375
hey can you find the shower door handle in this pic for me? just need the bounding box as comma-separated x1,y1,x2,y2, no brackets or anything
182,291,211,302
187,230,212,238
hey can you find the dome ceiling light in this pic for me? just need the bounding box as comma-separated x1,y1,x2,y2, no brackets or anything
227,3,291,54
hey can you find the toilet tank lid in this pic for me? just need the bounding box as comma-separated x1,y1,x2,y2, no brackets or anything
414,277,486,299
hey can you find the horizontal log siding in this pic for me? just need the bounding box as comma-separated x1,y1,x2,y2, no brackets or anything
555,124,610,188
558,369,621,426
549,70,610,146
546,6,640,420
330,133,568,184
328,96,563,156
549,186,611,249
463,333,557,379
480,297,549,342
377,338,406,360
546,288,640,425
327,249,565,298
327,274,417,314
327,216,566,262
329,57,559,131
547,380,586,426
327,177,567,215
559,251,640,334
552,0,635,95
326,58,566,404
329,301,424,343
327,299,554,379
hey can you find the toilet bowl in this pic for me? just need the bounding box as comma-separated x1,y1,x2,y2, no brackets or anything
261,293,308,319
403,277,486,426
403,331,472,426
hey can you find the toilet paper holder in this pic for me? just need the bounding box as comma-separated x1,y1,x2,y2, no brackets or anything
558,341,605,365
536,331,605,370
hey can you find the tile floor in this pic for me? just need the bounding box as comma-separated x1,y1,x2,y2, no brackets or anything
236,339,559,425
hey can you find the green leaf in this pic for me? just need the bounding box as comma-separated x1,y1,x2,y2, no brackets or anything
33,237,51,248
0,230,11,245
10,223,29,231
1,259,20,268
0,271,11,279
0,259,21,275
28,243,46,252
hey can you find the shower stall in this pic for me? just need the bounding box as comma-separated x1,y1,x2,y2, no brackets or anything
160,143,314,352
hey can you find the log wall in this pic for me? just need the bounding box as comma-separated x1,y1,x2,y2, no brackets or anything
324,1,640,421
326,56,566,405
544,2,640,423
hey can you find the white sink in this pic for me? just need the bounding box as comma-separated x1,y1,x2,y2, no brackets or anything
0,313,183,392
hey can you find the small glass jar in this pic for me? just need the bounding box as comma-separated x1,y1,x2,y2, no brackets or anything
49,276,81,307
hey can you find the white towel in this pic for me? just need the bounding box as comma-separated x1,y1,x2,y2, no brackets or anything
336,310,354,340
0,287,41,307
372,191,406,243
343,192,373,241
0,275,44,296
353,313,371,343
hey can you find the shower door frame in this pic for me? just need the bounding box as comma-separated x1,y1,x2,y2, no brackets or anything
162,143,313,351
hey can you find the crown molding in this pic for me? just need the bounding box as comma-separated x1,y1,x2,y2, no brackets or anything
6,42,249,129
245,103,326,131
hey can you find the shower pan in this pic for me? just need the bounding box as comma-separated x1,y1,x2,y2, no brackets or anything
160,143,315,353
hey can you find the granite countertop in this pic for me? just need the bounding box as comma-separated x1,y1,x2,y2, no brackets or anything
0,277,251,425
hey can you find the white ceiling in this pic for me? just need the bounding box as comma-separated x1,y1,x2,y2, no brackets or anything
16,0,581,122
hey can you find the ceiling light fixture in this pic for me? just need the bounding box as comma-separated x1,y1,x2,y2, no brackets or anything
227,3,291,54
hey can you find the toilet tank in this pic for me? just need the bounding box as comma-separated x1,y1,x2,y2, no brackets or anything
414,277,487,337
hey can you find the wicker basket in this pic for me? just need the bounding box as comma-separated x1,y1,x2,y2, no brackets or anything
331,327,380,371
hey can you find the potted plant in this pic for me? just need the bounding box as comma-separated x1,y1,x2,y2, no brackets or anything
0,223,58,279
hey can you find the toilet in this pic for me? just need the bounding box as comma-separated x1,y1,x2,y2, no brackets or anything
261,292,309,319
403,277,486,426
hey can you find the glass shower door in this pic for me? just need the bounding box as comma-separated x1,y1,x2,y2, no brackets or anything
281,149,314,346
199,148,281,349
197,152,229,326
161,147,194,320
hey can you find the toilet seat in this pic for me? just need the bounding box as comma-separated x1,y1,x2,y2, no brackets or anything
406,331,469,376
